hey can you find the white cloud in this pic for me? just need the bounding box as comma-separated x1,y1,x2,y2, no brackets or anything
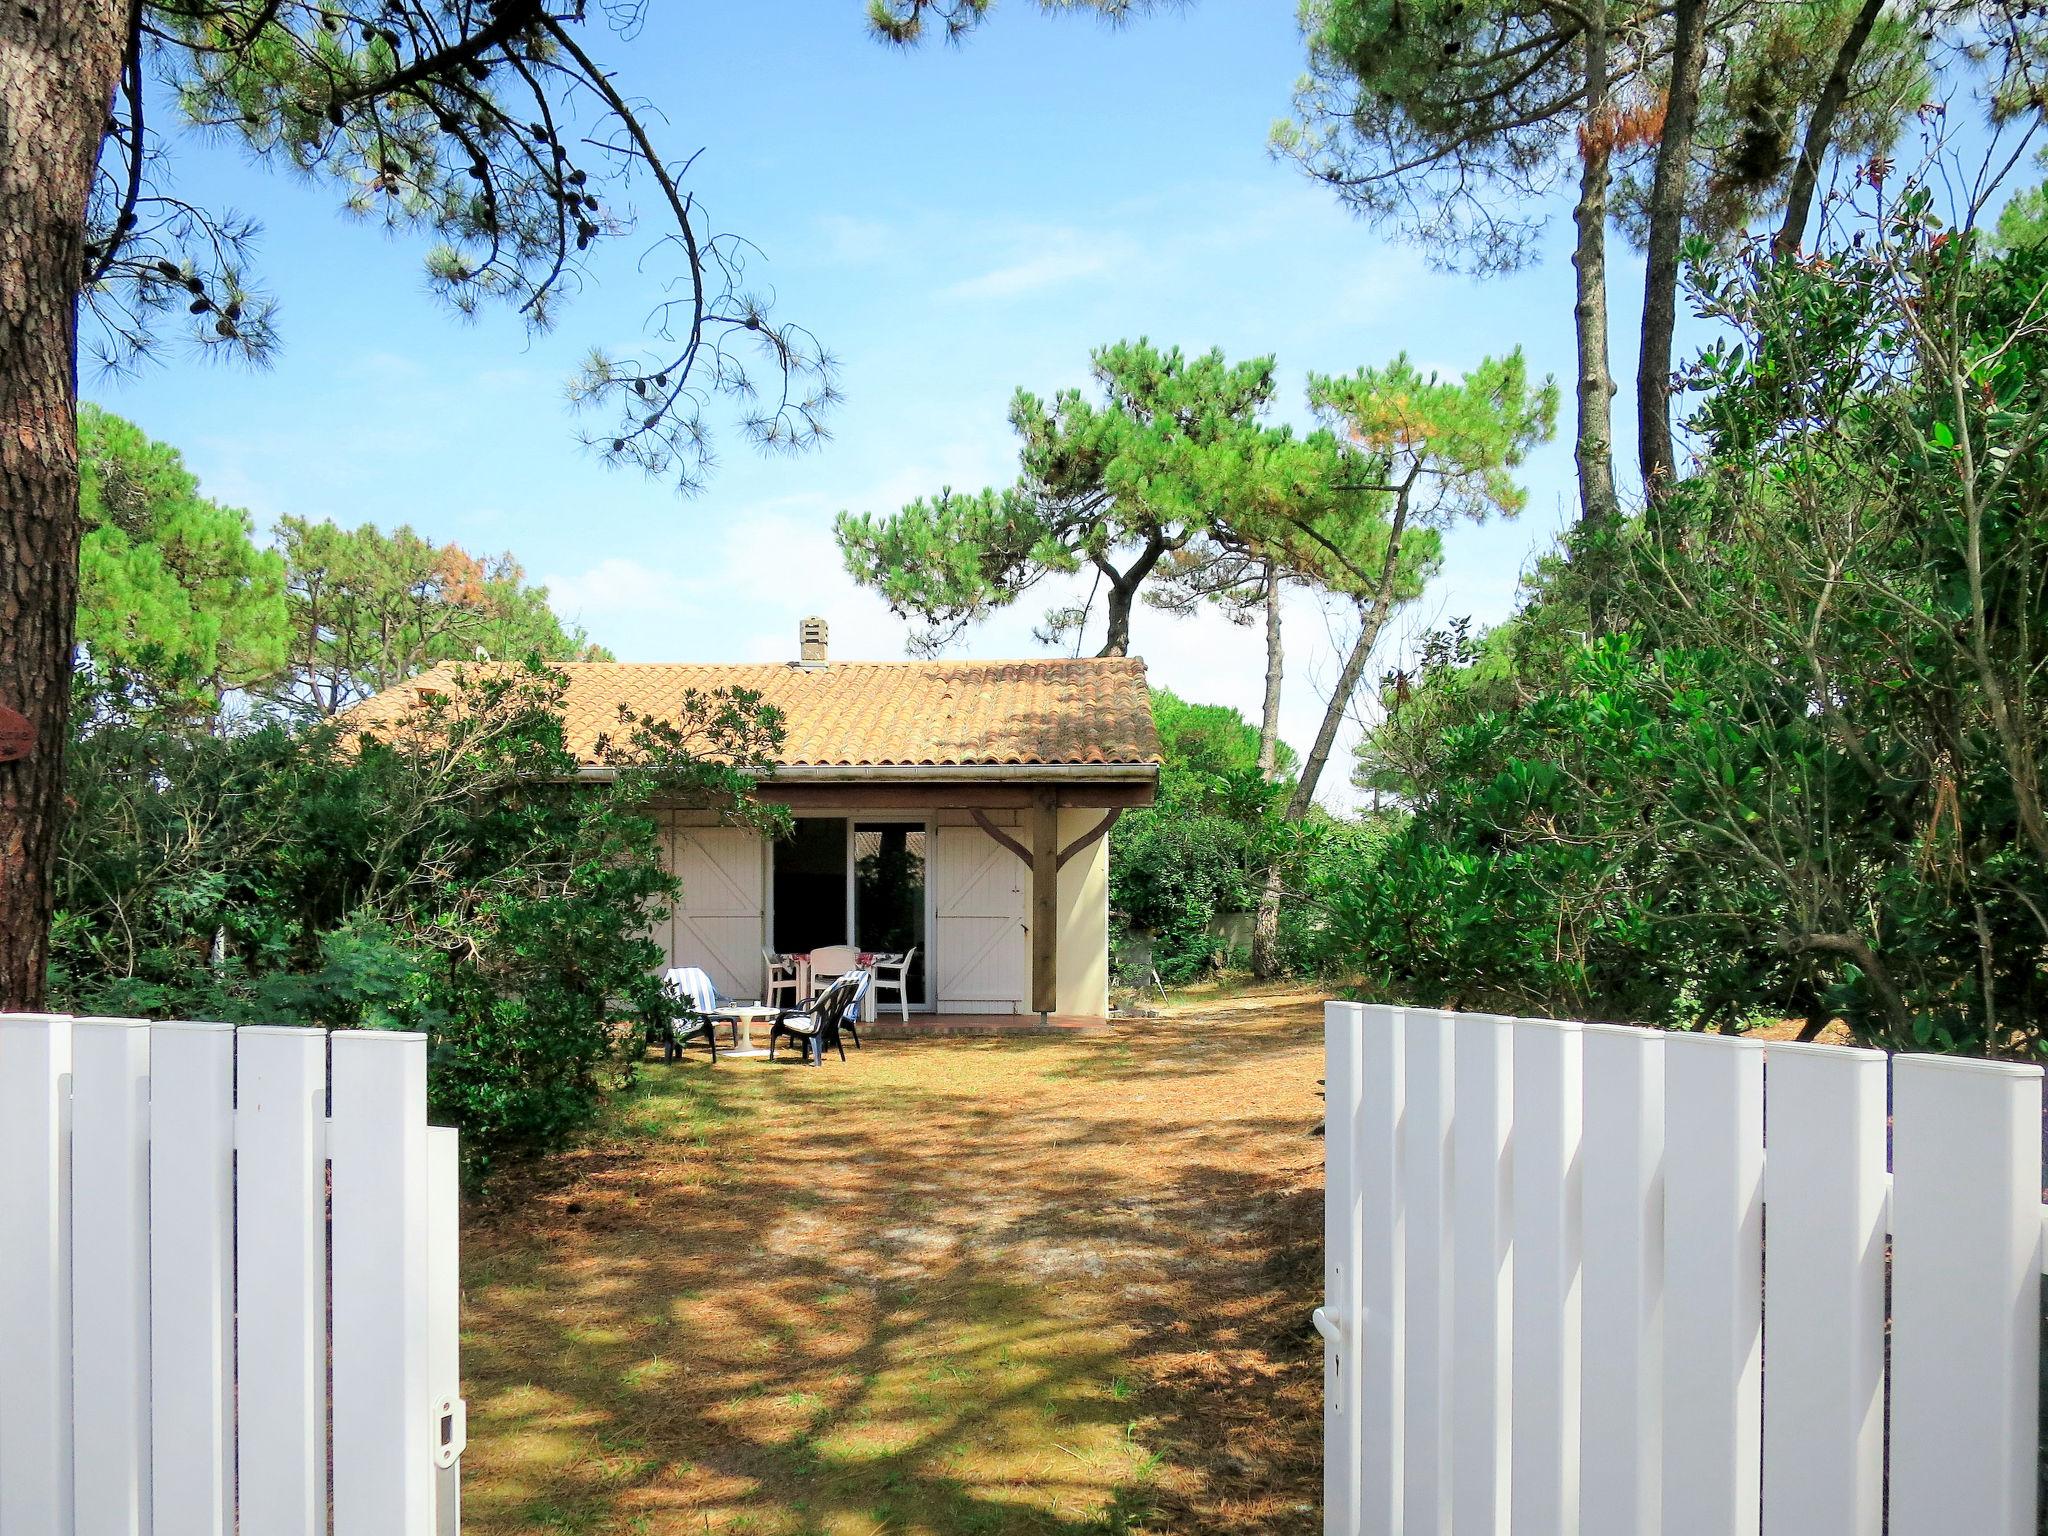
538,558,694,626
944,246,1113,301
813,214,899,266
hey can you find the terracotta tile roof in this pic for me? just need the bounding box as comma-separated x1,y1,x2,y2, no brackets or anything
342,657,1162,770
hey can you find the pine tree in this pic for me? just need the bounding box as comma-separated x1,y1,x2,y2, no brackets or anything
0,0,838,1007
835,340,1347,657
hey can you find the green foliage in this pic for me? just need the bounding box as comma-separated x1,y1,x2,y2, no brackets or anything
1306,180,2048,1056
1110,689,1289,983
836,339,1367,654
76,405,290,714
1152,689,1297,789
52,662,784,1170
262,515,608,717
70,408,603,726
1992,149,2048,253
1307,349,1558,529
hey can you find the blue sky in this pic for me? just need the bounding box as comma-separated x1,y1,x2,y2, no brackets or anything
100,0,1650,808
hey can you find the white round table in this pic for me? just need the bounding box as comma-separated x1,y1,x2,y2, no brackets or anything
717,1004,782,1060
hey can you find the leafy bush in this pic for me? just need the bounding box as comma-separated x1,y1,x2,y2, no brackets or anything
1110,690,1289,983
52,661,783,1170
1307,190,2048,1056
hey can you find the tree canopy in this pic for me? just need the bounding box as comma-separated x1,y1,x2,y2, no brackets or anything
1,0,858,1006
836,340,1356,656
75,405,290,715
261,517,606,719
1279,348,1558,816
1275,0,1953,520
1304,157,2048,1055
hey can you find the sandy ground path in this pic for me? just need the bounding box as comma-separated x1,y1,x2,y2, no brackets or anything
460,986,1329,1535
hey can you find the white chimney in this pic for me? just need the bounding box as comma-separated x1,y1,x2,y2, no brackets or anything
798,615,830,668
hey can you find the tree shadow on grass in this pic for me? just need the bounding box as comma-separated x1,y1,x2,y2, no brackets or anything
461,1029,1325,1534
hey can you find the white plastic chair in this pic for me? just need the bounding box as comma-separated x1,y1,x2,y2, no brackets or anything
871,947,918,1021
807,943,861,998
763,948,804,1009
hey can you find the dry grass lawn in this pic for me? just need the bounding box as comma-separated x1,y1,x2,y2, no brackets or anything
459,985,1329,1536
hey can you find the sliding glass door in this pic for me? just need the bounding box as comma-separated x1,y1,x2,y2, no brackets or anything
854,821,928,1007
770,816,931,1008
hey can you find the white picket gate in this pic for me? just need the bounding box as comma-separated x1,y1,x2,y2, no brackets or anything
1319,1001,2046,1536
0,1013,465,1536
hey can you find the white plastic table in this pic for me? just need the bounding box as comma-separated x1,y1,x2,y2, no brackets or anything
717,1004,781,1060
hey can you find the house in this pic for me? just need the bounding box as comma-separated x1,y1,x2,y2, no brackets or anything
349,619,1161,1020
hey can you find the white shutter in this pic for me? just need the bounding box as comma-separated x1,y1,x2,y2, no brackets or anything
932,825,1026,1012
667,823,767,1001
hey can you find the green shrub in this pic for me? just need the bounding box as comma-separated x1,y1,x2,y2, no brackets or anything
51,660,783,1171
1109,689,1289,984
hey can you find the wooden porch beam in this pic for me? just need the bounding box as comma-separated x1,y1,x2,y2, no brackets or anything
746,780,1156,812
1056,808,1121,870
1029,792,1059,1016
968,809,1031,866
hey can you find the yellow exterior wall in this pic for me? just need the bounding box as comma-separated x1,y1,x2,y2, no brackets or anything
1055,807,1111,1018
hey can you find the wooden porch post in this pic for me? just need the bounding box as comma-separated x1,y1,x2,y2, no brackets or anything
1029,792,1059,1017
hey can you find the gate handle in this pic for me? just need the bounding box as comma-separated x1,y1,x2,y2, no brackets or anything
1311,1307,1343,1347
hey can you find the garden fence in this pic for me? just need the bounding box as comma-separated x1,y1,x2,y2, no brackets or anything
0,1013,464,1536
1318,1001,2045,1536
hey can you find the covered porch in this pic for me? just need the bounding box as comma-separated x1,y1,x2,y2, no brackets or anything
656,766,1154,1022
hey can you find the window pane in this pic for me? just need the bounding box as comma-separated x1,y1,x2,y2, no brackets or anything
854,822,927,1006
772,817,847,953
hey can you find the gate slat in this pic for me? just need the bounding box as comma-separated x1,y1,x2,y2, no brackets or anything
1889,1054,2044,1536
149,1021,236,1536
71,1018,154,1536
1324,1002,1365,1536
235,1026,330,1536
0,1013,75,1536
1510,1019,1582,1536
1580,1023,1665,1536
1401,1009,1454,1536
331,1030,435,1536
1661,1033,1764,1536
1450,1014,1513,1536
1358,1003,1406,1536
428,1127,466,1535
1758,1042,1886,1536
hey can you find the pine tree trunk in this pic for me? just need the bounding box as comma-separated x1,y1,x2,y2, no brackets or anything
1094,534,1172,659
1249,595,1393,977
1250,564,1286,978
1284,599,1386,823
1099,583,1133,657
1250,488,1416,970
1771,0,1885,260
1256,562,1283,779
1571,8,1620,530
1637,0,1708,501
0,0,124,1009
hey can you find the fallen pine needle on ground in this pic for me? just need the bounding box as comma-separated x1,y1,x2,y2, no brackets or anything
459,985,1328,1535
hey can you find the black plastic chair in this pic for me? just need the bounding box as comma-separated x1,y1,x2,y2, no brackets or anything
839,971,871,1050
656,967,727,1063
769,971,864,1066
